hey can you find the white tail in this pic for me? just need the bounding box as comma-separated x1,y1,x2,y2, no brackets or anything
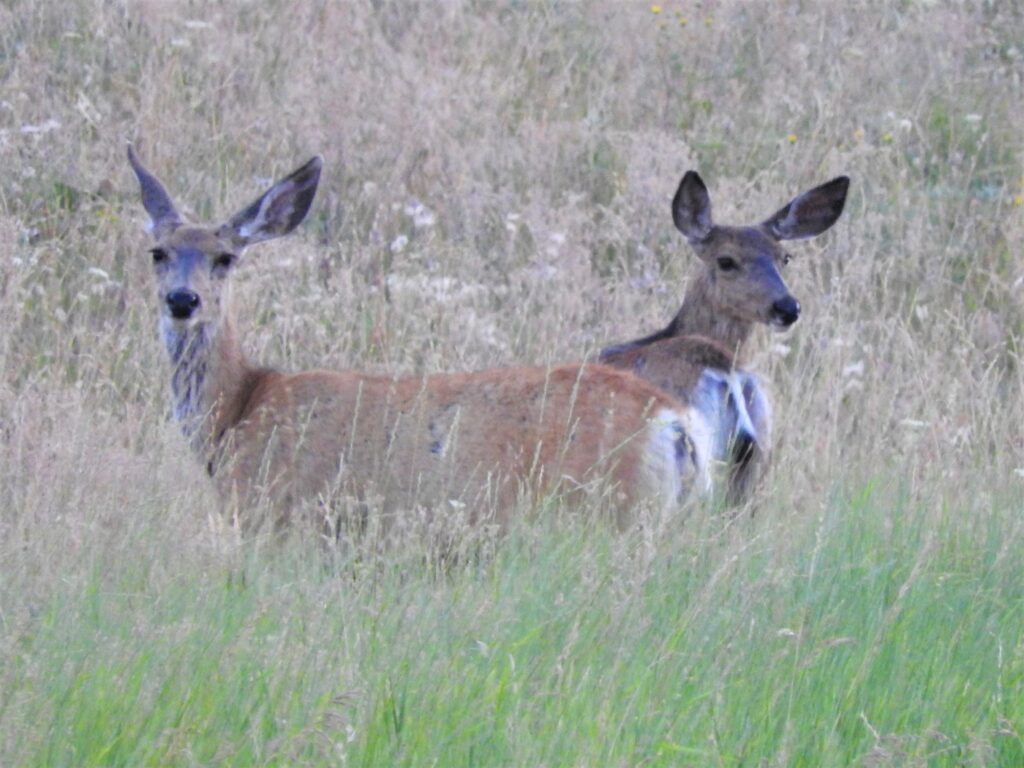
128,147,709,530
601,171,849,503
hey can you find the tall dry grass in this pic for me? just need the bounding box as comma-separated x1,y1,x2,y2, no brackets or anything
3,1,1021,521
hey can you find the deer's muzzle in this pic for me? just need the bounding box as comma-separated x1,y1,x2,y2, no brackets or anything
166,289,200,320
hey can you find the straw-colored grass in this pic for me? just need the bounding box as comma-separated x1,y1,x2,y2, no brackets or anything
1,1,1023,764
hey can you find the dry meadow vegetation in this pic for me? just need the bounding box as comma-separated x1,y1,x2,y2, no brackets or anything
2,0,1024,764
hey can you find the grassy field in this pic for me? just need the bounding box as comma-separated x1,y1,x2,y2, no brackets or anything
2,0,1024,764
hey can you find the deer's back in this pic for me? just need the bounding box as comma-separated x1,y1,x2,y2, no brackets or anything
214,363,704,524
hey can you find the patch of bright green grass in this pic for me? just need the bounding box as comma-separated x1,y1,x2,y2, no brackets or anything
3,483,1022,766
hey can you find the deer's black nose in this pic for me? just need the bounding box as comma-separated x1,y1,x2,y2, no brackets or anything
166,289,200,319
770,296,800,327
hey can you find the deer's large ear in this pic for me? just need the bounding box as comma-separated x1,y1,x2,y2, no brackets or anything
763,176,850,241
127,144,182,239
672,171,713,243
217,156,322,249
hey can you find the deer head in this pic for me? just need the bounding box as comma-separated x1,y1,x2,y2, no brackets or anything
128,145,322,344
671,170,850,330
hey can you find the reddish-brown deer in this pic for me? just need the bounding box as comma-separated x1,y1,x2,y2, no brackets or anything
128,147,710,532
601,171,849,504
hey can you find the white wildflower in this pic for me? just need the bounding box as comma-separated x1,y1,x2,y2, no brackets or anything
405,200,435,229
389,235,408,254
900,419,929,430
20,119,60,135
842,360,865,378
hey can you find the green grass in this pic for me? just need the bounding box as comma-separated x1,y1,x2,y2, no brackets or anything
4,484,1022,766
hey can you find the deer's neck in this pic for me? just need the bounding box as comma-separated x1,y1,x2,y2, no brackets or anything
162,314,252,457
668,274,754,364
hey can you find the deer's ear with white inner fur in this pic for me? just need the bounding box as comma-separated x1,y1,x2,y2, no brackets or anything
127,144,182,239
763,176,850,241
217,156,323,249
672,171,713,243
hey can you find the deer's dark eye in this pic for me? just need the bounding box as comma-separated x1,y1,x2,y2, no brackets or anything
717,256,739,272
782,253,792,266
150,248,168,264
213,253,235,270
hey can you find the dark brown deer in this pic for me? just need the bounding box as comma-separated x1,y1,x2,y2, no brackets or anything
128,146,710,532
601,171,849,504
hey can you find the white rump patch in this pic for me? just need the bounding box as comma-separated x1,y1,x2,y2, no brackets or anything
691,369,764,464
647,407,713,506
722,371,757,444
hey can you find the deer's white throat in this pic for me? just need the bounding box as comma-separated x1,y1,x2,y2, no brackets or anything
161,316,212,436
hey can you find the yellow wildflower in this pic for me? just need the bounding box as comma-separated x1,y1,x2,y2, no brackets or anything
787,134,798,144
650,4,662,13
1014,194,1024,207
